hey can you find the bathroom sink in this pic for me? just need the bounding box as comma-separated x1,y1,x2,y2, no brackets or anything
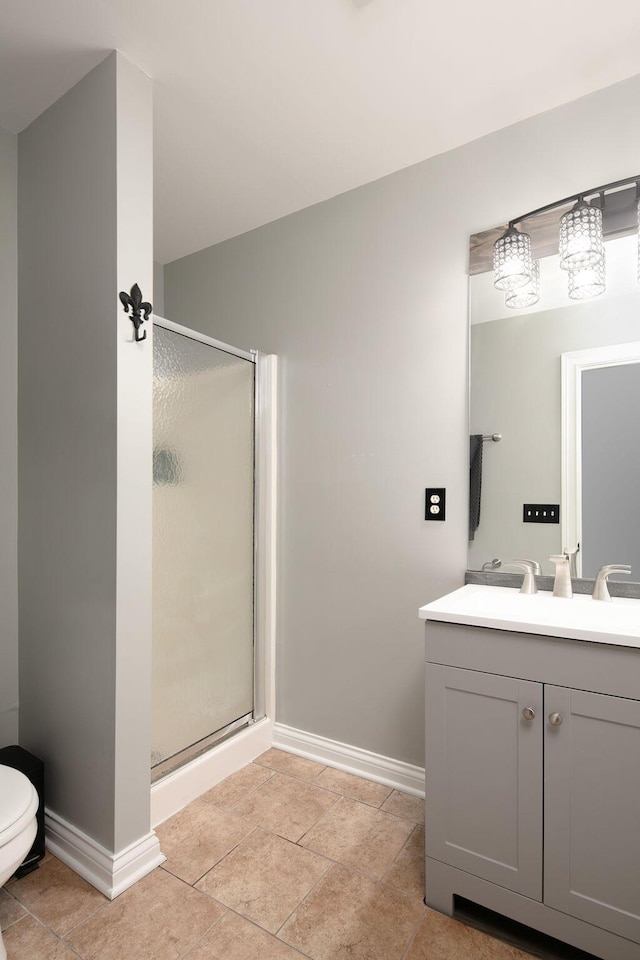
419,584,640,647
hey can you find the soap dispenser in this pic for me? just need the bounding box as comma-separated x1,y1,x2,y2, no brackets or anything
549,555,572,598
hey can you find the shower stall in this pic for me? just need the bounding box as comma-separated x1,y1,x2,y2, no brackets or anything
150,317,276,806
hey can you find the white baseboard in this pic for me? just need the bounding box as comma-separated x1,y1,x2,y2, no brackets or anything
273,722,425,797
150,717,273,827
45,810,164,900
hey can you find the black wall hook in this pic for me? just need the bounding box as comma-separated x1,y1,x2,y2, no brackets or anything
119,284,152,342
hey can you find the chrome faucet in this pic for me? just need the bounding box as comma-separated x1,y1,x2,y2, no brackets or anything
503,560,539,594
592,564,632,602
549,555,572,598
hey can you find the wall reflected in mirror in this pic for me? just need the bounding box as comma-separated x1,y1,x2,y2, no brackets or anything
468,234,640,580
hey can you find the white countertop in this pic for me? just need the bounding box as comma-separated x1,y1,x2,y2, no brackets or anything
419,584,640,647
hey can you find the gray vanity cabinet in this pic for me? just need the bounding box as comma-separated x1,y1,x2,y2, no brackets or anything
544,686,640,944
425,665,542,900
424,619,640,960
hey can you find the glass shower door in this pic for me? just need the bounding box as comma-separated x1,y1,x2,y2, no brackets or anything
151,322,255,772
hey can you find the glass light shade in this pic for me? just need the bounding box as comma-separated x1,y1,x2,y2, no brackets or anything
493,225,533,292
559,199,604,271
568,256,606,300
505,259,540,309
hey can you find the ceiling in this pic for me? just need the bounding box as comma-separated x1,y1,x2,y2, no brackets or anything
3,0,640,264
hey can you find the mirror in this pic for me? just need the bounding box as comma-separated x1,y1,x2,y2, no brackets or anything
468,233,640,580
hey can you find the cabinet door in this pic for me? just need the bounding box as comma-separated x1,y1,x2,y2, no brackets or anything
544,686,640,942
426,664,542,900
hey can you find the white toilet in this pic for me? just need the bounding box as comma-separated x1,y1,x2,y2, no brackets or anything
0,765,39,960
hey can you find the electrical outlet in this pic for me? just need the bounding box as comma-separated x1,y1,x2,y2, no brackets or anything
523,503,560,524
425,488,446,521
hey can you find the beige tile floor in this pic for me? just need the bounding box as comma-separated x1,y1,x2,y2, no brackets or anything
0,748,538,960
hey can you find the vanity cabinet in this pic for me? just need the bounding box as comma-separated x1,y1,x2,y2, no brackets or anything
424,618,640,960
544,686,640,944
425,667,542,900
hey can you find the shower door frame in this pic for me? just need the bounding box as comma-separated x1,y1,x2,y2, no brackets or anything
151,316,276,778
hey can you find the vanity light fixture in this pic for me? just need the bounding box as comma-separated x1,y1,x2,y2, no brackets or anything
558,197,604,272
493,224,533,292
568,255,606,300
505,258,540,309
490,175,640,304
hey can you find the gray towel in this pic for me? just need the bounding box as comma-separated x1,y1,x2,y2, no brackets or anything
469,435,483,540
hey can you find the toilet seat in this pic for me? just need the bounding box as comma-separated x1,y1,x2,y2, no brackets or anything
0,766,38,847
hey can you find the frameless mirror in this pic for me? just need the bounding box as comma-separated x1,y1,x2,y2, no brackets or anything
468,233,640,580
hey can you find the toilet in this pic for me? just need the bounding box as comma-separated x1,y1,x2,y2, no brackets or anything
0,765,39,960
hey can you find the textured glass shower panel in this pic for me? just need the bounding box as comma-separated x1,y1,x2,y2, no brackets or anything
152,326,255,767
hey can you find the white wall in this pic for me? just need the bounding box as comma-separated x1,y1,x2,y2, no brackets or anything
19,52,153,855
0,125,18,746
165,74,640,768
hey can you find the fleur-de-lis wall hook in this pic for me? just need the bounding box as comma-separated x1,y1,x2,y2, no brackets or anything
119,284,153,342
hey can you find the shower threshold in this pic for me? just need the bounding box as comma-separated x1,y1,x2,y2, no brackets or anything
151,712,254,783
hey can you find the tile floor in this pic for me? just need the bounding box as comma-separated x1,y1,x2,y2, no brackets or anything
0,748,537,960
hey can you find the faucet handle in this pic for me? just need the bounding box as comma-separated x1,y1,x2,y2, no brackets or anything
503,560,538,595
592,564,632,602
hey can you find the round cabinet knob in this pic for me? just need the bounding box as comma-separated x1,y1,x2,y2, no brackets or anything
549,712,563,726
522,707,536,721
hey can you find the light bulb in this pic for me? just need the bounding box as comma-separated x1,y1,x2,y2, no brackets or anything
505,259,540,309
559,199,604,271
493,225,533,292
568,256,606,300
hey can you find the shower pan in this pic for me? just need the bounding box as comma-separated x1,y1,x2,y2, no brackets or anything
150,317,275,790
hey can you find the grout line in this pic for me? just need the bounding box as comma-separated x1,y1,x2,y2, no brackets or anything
214,766,278,812
0,909,30,934
273,856,335,941
225,908,317,960
381,789,425,821
61,897,111,941
3,903,86,959
6,858,112,947
190,825,259,887
399,909,427,960
195,780,276,818
380,820,420,886
6,760,427,960
253,754,328,785
295,794,343,846
175,903,228,960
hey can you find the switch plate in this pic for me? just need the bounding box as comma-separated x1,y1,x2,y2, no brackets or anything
523,503,559,524
425,488,446,521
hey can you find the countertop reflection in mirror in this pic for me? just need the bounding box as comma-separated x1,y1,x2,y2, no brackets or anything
468,233,640,581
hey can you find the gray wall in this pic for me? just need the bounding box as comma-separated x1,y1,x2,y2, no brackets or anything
19,53,153,852
582,363,640,578
0,125,18,746
153,261,164,316
468,295,640,576
165,75,640,767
